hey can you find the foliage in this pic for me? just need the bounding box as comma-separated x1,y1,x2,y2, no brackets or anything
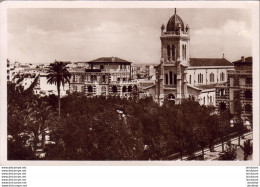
46,61,71,117
219,141,237,160
8,81,237,160
242,139,253,160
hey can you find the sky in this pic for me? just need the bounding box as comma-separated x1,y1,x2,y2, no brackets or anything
8,8,252,64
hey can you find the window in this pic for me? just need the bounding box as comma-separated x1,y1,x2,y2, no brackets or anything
169,71,173,84
189,75,191,84
117,78,120,82
184,45,187,60
174,74,177,85
220,72,225,81
102,75,106,83
167,45,171,61
182,45,185,60
219,102,226,111
234,90,240,99
122,86,127,92
101,86,106,95
90,75,97,82
74,85,77,91
246,77,252,85
210,73,214,83
245,90,252,99
81,86,85,92
234,76,239,86
219,88,226,96
80,75,84,83
245,104,252,112
182,45,187,60
128,86,132,92
172,45,175,61
87,86,93,93
112,86,117,93
165,74,168,84
198,73,203,83
133,85,138,91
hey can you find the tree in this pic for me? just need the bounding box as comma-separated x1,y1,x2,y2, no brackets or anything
219,141,237,160
242,139,253,160
47,61,71,117
218,110,232,152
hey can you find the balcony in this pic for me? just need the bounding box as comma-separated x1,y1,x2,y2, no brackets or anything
101,69,129,73
110,80,137,85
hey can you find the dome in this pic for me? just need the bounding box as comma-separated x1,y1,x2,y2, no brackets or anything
166,9,185,32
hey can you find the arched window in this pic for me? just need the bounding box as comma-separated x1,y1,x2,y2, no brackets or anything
101,86,106,95
112,86,117,93
167,45,170,61
168,94,175,104
210,73,214,83
198,73,203,83
102,75,106,83
87,86,93,93
165,74,168,85
182,45,185,60
133,85,138,91
169,71,173,84
122,86,127,92
172,45,175,61
220,72,225,81
220,88,226,96
174,74,177,85
168,94,175,100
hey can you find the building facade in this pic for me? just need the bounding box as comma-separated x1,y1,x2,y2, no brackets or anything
216,56,253,120
154,9,234,106
69,57,138,98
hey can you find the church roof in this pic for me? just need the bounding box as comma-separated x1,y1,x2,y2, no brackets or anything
166,9,185,32
88,57,131,64
189,58,233,67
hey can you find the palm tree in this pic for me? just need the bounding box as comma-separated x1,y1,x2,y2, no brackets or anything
47,61,71,117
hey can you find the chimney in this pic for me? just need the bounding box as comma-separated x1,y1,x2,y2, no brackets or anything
241,56,245,62
112,57,115,62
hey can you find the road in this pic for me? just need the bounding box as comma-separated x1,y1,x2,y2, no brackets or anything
178,131,253,161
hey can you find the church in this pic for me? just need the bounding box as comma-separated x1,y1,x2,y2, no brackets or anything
150,9,234,105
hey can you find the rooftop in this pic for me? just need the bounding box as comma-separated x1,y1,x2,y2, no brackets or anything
189,58,233,67
88,57,131,64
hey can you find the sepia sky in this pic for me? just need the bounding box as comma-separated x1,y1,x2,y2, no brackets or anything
8,8,252,64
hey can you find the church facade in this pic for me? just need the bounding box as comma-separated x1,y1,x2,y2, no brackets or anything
154,9,234,105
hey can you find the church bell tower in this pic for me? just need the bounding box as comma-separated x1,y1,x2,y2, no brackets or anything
156,8,190,104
